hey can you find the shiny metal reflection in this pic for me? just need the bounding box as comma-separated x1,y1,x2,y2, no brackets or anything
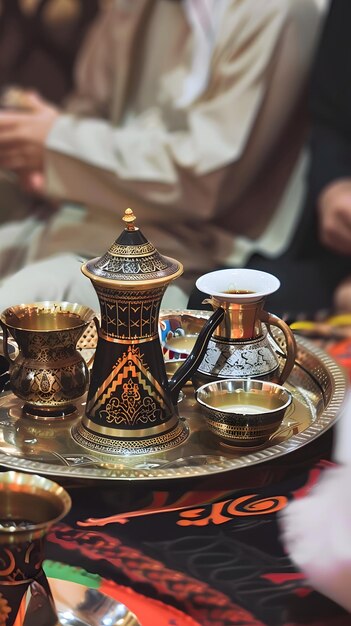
49,578,140,625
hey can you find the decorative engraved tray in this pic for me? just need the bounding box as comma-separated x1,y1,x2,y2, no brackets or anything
0,310,347,481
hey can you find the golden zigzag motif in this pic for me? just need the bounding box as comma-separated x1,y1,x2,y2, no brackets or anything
88,346,169,414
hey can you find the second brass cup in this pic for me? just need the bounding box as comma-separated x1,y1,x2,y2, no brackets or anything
0,301,97,418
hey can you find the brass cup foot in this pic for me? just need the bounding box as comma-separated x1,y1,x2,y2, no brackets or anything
22,403,78,421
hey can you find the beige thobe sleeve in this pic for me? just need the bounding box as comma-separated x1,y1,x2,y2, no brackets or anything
44,0,318,224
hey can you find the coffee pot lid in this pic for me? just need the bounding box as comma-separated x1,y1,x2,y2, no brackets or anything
82,208,183,285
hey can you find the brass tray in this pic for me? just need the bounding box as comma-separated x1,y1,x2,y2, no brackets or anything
0,310,347,481
48,577,140,625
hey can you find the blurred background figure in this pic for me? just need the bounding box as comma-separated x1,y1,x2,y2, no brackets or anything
0,0,324,312
0,0,100,102
0,0,100,273
232,0,351,320
303,0,351,313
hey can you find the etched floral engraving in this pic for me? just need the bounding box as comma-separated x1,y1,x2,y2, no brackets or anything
87,345,170,426
101,379,158,427
197,338,278,378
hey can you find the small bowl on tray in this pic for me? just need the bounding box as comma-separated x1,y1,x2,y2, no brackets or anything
195,378,292,448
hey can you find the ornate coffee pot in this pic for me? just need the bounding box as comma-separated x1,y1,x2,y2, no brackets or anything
72,209,224,455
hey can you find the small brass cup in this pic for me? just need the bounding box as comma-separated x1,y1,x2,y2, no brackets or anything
196,378,292,448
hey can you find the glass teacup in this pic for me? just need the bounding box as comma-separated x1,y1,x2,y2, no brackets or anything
0,471,71,626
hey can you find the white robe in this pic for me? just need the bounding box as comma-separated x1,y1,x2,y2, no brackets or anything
0,0,322,309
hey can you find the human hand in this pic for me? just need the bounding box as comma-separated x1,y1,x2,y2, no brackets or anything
334,275,351,313
0,91,59,173
17,171,45,196
318,179,351,255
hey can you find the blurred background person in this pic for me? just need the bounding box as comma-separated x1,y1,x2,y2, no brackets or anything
228,0,351,320
303,0,351,313
0,0,100,102
0,0,323,312
0,0,100,274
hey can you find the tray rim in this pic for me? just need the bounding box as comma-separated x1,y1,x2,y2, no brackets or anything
0,310,348,481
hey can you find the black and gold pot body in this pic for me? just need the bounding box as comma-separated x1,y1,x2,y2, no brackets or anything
74,281,188,455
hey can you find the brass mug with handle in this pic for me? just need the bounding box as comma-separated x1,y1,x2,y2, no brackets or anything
0,301,98,419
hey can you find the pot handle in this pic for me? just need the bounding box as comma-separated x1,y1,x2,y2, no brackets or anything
260,310,297,384
0,323,16,363
169,306,225,405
